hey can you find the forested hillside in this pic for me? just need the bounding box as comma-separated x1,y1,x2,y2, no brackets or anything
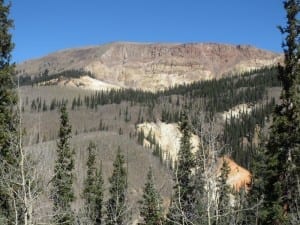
0,0,299,225
14,62,283,224
20,66,280,169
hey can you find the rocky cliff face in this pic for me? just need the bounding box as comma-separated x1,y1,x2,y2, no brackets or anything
17,42,281,91
137,121,251,190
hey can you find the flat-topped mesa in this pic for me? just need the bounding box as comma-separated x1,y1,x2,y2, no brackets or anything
17,42,281,91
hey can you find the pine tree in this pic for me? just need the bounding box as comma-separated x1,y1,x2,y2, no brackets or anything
193,145,209,225
42,99,47,111
231,187,249,225
261,1,300,224
0,3,42,224
216,158,231,225
0,1,18,223
138,129,145,145
83,141,104,225
51,103,75,225
94,167,104,225
106,147,128,225
139,167,164,225
83,142,97,205
166,111,195,225
246,134,269,225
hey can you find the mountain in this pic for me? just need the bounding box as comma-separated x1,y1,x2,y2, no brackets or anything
16,42,282,224
17,42,281,91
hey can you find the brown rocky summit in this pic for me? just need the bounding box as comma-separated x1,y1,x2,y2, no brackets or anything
17,42,281,91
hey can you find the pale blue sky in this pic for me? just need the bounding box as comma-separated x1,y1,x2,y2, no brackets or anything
11,0,285,63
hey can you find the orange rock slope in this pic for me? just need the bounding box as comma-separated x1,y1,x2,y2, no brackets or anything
137,122,252,191
217,156,251,191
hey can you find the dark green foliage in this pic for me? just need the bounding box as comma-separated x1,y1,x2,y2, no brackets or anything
246,140,269,225
27,96,69,112
94,168,104,225
106,147,128,225
124,106,131,122
51,103,75,225
0,0,14,68
71,95,82,110
30,99,36,111
253,1,300,224
50,98,57,111
176,111,195,198
223,98,276,168
137,129,145,145
118,127,123,135
139,167,164,225
55,66,279,116
161,108,181,123
71,97,77,110
136,108,144,124
162,66,279,117
0,0,17,162
192,144,209,225
42,99,47,111
0,1,18,223
216,158,231,225
83,141,97,214
18,69,95,86
83,141,104,224
98,119,108,131
231,188,249,225
167,111,195,225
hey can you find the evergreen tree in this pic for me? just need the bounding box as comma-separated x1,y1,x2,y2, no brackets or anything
83,141,104,225
106,147,128,225
42,99,47,111
0,3,41,224
138,129,145,145
0,0,17,166
261,1,300,224
51,103,75,225
83,142,97,204
216,158,231,225
231,187,249,225
0,1,18,223
246,135,269,225
167,111,195,225
94,167,104,225
139,167,164,225
193,146,209,225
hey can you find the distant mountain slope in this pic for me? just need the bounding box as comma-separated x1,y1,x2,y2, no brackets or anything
17,42,281,91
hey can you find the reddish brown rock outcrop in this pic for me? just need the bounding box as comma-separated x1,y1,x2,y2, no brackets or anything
217,156,251,191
